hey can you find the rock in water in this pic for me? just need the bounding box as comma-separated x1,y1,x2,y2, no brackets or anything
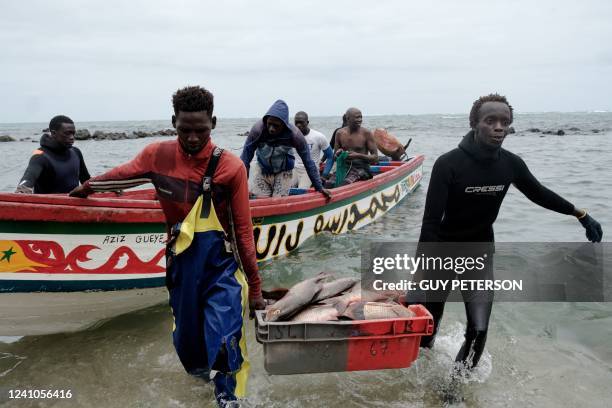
75,129,91,140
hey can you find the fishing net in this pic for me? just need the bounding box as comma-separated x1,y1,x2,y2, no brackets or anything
334,151,350,187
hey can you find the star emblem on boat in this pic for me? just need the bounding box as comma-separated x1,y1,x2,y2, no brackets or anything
1,247,17,263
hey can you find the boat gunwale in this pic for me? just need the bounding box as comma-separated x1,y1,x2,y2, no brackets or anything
0,155,424,223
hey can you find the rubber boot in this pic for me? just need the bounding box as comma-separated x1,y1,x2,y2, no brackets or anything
213,372,239,408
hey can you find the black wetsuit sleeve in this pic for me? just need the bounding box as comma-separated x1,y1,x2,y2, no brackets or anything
329,131,337,152
513,156,574,215
419,156,452,242
18,154,48,188
74,148,91,183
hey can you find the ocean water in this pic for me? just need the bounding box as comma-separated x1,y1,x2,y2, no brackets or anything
0,113,611,407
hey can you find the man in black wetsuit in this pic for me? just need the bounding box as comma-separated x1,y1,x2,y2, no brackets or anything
15,115,90,194
417,93,603,369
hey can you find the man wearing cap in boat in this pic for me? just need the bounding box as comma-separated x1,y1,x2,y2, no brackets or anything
69,86,264,407
325,107,379,187
413,93,603,371
15,115,90,194
240,100,331,199
292,111,334,188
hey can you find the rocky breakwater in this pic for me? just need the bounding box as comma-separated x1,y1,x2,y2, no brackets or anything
75,128,177,141
3,129,179,142
526,127,607,136
0,135,16,142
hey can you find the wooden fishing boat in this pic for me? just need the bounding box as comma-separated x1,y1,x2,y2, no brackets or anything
0,156,424,335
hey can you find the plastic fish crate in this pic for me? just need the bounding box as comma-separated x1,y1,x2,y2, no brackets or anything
255,304,434,375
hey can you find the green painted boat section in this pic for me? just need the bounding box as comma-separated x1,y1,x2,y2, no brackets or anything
0,277,166,292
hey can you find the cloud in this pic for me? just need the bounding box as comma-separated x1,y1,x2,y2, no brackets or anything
1,0,611,121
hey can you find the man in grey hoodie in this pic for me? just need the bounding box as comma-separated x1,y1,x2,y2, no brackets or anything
240,100,331,198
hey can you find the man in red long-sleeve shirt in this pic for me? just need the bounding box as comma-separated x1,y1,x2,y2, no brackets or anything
70,86,264,407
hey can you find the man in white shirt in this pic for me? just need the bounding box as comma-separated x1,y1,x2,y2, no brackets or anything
293,111,334,188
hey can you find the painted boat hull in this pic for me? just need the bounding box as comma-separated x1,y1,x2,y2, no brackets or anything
0,156,423,335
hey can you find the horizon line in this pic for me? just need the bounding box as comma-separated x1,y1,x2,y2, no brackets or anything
0,110,610,126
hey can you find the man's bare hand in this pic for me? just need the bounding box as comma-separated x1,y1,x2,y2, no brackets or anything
14,184,33,194
69,184,93,198
249,295,266,319
320,188,332,201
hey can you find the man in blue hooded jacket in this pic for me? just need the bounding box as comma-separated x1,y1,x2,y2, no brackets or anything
240,100,331,199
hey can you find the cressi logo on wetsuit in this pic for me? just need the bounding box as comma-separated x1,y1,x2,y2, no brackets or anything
464,185,505,194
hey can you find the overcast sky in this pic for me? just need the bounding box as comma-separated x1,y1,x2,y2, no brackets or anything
1,0,611,122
